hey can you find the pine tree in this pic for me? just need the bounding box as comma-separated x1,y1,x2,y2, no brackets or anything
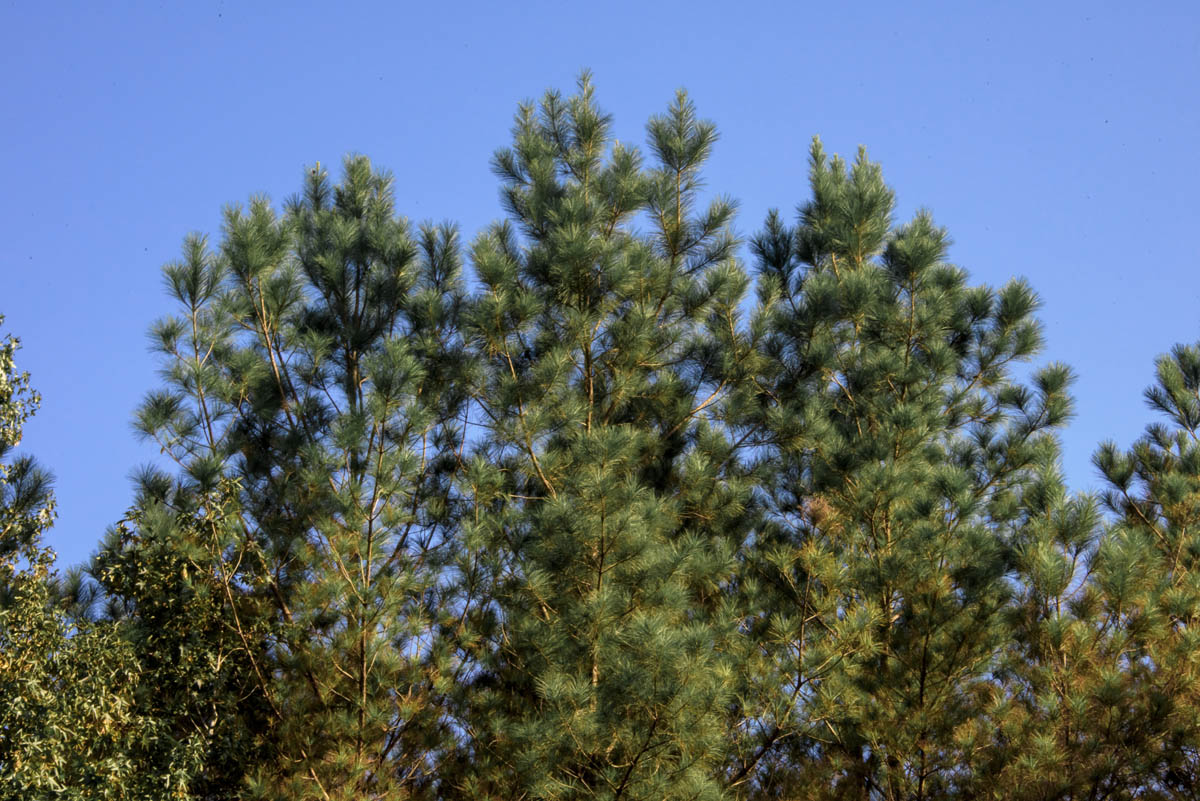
453,75,753,801
1095,345,1200,795
126,159,472,799
998,343,1200,800
58,73,1200,800
954,444,1098,800
738,141,1075,800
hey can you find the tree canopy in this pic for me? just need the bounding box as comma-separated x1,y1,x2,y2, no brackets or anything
2,75,1197,801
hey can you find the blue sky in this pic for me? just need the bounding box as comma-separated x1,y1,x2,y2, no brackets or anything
2,1,1197,567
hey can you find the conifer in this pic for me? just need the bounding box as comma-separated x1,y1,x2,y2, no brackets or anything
740,142,1075,800
50,74,1200,801
999,344,1200,799
454,76,752,801
126,160,471,799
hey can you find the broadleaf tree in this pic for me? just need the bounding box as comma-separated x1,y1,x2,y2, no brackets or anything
0,318,207,800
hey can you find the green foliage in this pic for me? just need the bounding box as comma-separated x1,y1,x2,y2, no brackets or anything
91,483,272,800
454,76,750,801
734,140,1078,801
1046,343,1200,797
5,76,1200,801
0,319,53,559
127,153,472,799
0,318,201,799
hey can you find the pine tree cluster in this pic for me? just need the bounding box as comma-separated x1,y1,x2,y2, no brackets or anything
3,76,1199,800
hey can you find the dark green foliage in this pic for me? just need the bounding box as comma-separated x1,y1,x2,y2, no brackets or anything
124,157,473,799
453,76,750,801
4,76,1199,801
733,141,1078,800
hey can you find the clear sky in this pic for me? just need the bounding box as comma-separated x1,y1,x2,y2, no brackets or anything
2,1,1198,567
